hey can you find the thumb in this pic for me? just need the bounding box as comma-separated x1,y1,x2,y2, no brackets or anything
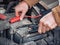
20,11,26,20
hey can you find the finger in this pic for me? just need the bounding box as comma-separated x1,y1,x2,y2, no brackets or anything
38,22,43,34
43,21,52,31
15,10,19,17
47,23,57,30
20,11,26,20
50,23,57,30
45,24,50,31
42,24,47,33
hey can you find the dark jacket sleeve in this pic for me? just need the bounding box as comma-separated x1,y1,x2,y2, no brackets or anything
52,6,60,26
23,0,39,8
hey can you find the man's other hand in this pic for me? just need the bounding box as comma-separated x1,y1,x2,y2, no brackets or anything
38,12,57,34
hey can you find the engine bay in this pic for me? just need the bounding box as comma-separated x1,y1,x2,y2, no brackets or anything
0,0,60,45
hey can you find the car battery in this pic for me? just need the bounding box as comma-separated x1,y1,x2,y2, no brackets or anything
8,24,53,44
7,18,48,44
7,18,32,43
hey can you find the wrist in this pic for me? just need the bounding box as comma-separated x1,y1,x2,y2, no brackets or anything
52,6,60,26
22,1,30,9
19,1,30,9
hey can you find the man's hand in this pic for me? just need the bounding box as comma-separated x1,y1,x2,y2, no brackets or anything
15,1,29,20
38,12,57,34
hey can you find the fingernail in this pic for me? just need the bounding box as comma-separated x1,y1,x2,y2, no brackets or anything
20,18,23,20
38,30,42,34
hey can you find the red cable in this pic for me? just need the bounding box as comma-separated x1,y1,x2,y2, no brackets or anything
0,14,7,20
10,15,41,23
25,15,41,18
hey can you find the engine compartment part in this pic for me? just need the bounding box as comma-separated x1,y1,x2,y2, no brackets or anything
0,0,60,45
23,33,47,43
36,39,47,45
0,37,18,45
23,41,37,45
0,21,10,31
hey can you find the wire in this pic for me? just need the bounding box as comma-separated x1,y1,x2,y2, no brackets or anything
25,14,41,18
